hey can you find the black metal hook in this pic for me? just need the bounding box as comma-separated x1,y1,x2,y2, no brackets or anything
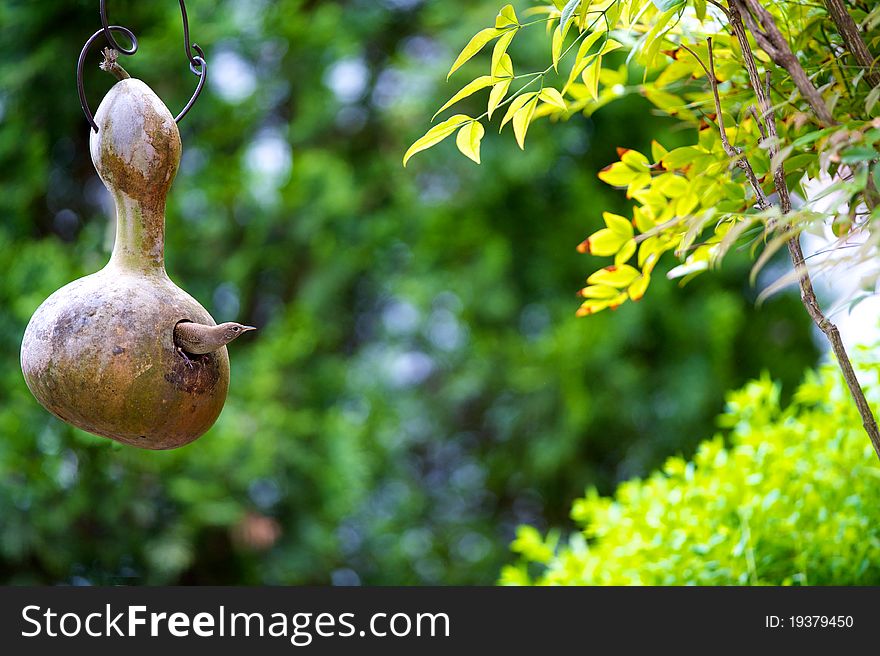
78,1,207,132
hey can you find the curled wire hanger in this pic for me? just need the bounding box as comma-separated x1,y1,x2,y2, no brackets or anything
77,0,208,132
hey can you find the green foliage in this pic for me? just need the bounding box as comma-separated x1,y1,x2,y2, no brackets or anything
502,359,880,585
0,1,819,585
409,0,880,317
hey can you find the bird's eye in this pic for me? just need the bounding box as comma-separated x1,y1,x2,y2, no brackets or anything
233,326,240,332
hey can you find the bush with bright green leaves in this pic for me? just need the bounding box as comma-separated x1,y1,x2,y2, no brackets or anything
502,358,880,585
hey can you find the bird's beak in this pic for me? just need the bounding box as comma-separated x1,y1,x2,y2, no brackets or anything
242,325,257,332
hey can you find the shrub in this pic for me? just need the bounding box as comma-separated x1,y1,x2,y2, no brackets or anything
502,356,880,585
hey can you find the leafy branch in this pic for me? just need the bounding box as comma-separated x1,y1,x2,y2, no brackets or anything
404,0,880,455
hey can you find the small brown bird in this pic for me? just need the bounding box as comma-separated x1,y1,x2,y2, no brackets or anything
174,321,256,365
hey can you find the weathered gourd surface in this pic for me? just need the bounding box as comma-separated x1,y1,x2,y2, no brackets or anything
20,78,229,449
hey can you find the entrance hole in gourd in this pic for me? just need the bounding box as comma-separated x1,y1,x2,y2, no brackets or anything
172,318,205,361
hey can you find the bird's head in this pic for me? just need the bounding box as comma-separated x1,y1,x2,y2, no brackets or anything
216,322,257,345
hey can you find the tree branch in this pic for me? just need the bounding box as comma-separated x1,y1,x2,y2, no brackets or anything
730,0,837,125
724,2,880,459
823,0,880,88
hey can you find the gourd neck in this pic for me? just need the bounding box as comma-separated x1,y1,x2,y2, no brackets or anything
109,191,166,273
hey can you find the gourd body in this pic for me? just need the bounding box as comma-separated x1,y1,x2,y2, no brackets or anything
20,78,229,449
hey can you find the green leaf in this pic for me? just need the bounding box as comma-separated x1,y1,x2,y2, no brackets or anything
582,56,602,100
492,52,514,79
448,28,503,80
500,92,538,131
513,95,540,149
552,27,564,72
563,31,604,92
651,0,685,11
456,121,485,164
559,0,581,33
495,4,519,28
403,114,472,166
491,29,517,75
661,146,706,169
637,6,680,68
866,84,880,115
488,80,511,119
644,88,696,121
600,39,622,55
433,76,495,120
539,88,567,110
840,146,879,164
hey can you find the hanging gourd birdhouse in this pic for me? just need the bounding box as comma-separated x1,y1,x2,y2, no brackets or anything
20,4,253,449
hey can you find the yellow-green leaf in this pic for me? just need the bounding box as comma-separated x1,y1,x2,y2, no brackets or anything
513,96,539,149
500,92,538,130
650,140,668,162
638,235,670,268
448,28,503,80
456,121,485,163
487,80,511,119
600,38,622,55
552,27,564,72
403,114,472,166
433,76,494,120
539,88,567,110
615,238,637,264
491,29,517,75
633,206,656,233
579,284,620,299
495,4,519,28
582,55,602,100
603,212,634,238
676,192,699,215
587,264,640,287
644,88,698,122
576,299,612,316
580,228,626,256
661,146,706,170
654,173,689,197
564,31,604,92
627,272,650,301
559,0,581,33
597,161,634,186
619,149,650,170
626,173,652,197
493,52,514,79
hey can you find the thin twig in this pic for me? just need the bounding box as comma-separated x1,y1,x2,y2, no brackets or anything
706,0,731,17
690,38,770,209
748,105,766,138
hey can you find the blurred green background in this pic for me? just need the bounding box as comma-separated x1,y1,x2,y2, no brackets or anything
0,0,818,584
